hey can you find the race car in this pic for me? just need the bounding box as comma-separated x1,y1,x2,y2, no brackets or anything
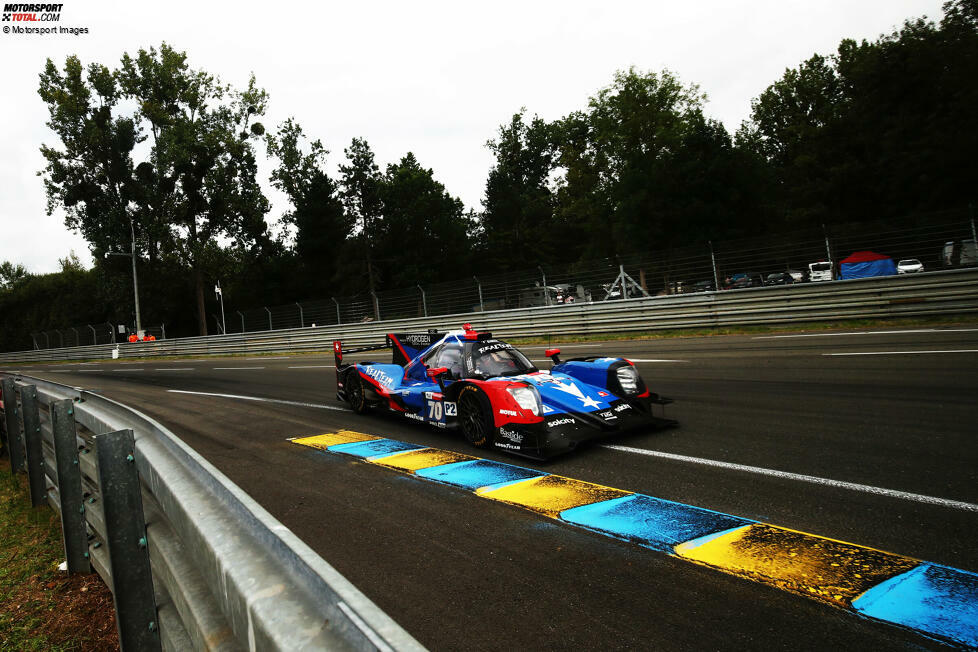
333,324,677,460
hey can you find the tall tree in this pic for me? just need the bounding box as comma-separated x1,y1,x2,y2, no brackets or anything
39,43,271,336
377,152,471,287
482,110,556,267
339,138,384,295
267,119,350,295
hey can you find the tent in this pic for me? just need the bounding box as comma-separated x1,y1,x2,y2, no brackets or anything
839,251,897,279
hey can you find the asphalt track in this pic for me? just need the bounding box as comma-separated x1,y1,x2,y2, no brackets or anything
3,327,978,650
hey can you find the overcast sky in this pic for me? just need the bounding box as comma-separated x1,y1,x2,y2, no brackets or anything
0,0,945,274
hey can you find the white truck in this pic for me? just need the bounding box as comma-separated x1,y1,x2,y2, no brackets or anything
808,260,834,282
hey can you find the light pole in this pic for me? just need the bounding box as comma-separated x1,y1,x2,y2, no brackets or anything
215,281,227,335
107,218,142,335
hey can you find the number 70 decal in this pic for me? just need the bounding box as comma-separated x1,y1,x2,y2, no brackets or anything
427,401,457,420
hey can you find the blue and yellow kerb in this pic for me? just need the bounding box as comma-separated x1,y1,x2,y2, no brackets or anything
291,431,978,648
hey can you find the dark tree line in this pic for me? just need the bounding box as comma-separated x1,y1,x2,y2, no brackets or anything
1,0,974,351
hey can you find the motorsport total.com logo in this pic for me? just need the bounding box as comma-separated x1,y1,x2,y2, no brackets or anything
2,3,63,21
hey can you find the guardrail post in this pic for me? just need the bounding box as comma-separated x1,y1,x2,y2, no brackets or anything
297,301,305,327
332,297,341,324
50,399,91,573
94,428,161,652
107,322,115,344
265,306,272,331
88,324,97,345
17,383,46,507
161,323,166,340
57,330,64,348
371,291,381,321
31,333,40,350
2,378,25,474
237,311,245,333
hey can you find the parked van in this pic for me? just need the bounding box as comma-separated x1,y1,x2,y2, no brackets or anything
808,261,834,282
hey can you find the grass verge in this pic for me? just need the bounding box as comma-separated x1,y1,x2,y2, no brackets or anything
0,459,117,651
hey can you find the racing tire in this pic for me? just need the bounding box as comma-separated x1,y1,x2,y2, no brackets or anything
345,370,370,414
457,385,494,449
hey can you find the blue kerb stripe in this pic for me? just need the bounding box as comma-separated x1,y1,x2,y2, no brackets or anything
415,459,547,490
328,439,426,458
852,563,978,648
559,494,755,552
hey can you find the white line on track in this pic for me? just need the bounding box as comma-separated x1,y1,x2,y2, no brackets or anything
603,444,978,512
627,358,688,363
522,344,603,349
754,329,936,339
112,368,143,371
288,365,335,369
212,366,265,370
246,356,290,360
154,368,194,371
166,389,344,411
824,349,978,356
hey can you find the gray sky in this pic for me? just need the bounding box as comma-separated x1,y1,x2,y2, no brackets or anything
0,0,945,273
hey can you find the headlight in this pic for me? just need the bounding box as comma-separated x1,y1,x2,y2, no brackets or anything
616,366,640,395
506,385,541,416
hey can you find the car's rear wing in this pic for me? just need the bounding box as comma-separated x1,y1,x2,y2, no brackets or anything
332,330,448,368
332,340,390,368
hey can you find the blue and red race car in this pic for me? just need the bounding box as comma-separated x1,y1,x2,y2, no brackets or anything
333,324,677,460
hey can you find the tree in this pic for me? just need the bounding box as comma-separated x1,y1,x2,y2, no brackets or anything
339,138,384,295
267,119,350,296
743,0,978,225
0,262,29,290
377,152,471,288
482,110,557,267
39,43,271,336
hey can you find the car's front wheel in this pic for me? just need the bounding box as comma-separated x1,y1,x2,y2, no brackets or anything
457,385,493,449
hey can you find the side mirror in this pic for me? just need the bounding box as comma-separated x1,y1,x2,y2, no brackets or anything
427,366,448,392
545,348,561,363
426,366,448,379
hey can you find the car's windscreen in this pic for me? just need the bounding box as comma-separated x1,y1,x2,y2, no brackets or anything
468,341,536,377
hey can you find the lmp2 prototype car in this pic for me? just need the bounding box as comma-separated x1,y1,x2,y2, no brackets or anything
333,324,677,460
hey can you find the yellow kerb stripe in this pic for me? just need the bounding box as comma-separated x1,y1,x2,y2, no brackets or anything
477,475,632,518
371,448,477,472
675,523,919,605
291,430,382,450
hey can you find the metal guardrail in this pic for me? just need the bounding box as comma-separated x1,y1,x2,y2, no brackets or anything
0,374,425,651
1,268,976,364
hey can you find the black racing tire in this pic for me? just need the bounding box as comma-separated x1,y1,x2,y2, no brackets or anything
457,385,494,449
345,369,370,414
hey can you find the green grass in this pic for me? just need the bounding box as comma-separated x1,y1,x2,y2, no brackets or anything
0,461,116,651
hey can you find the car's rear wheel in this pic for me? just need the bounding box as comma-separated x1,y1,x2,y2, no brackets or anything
346,370,369,414
457,386,493,449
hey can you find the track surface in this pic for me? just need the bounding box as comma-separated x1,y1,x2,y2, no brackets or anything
4,328,978,650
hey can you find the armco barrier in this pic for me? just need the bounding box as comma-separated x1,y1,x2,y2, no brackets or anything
0,374,425,651
1,268,976,364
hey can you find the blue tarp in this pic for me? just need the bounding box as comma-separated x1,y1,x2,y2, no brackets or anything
839,258,897,279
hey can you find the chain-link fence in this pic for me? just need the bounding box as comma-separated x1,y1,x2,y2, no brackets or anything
219,212,976,333
31,324,166,350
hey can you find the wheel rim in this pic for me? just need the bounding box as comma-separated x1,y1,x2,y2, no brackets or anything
459,393,485,443
349,373,364,409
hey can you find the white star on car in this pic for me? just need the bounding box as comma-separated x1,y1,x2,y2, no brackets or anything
554,381,602,409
